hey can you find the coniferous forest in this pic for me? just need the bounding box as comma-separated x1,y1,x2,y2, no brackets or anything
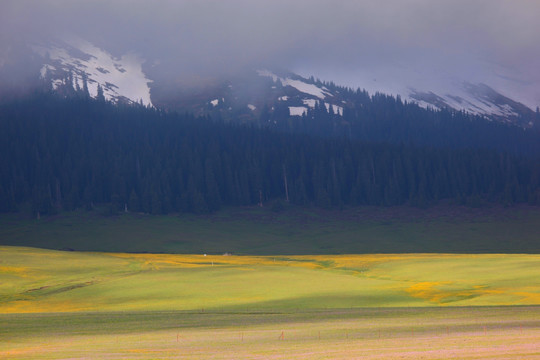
1,90,540,216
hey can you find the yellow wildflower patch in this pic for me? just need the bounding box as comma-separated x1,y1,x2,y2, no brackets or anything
514,291,540,304
0,266,30,277
406,281,453,304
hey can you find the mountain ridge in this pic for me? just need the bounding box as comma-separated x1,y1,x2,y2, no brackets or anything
1,37,538,128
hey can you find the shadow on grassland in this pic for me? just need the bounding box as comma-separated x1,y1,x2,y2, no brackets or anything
1,306,539,340
1,205,540,254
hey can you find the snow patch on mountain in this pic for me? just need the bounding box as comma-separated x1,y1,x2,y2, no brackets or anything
303,99,317,108
300,99,343,115
33,38,152,106
257,69,330,99
284,78,329,99
289,106,307,116
407,82,522,120
325,103,343,115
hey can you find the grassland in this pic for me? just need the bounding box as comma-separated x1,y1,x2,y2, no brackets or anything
2,307,539,359
1,246,539,313
1,247,539,358
2,205,539,358
1,204,540,254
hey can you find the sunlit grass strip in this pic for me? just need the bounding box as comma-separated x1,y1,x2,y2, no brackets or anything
1,246,539,313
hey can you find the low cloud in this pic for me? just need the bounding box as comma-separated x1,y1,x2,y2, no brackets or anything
2,0,539,106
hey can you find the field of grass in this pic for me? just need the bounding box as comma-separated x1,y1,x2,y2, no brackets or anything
1,246,539,313
1,307,539,359
1,204,540,254
1,246,539,358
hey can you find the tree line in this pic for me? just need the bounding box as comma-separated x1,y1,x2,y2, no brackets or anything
264,87,540,156
1,91,539,216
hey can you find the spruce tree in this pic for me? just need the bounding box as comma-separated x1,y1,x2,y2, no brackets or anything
96,84,105,102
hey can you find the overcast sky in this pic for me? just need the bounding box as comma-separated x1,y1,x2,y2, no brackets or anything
2,0,539,107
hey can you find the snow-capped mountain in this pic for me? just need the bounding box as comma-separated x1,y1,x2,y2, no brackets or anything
32,37,152,107
147,67,352,124
2,37,536,127
255,70,344,116
407,82,536,127
151,67,537,128
300,56,540,128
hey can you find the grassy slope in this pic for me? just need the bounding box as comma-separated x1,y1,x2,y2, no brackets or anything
2,307,539,359
2,205,539,358
1,204,539,254
1,247,539,313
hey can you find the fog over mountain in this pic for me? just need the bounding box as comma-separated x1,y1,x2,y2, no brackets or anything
1,0,540,109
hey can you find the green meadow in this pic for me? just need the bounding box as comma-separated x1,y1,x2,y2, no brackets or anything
1,246,540,359
1,204,540,254
1,246,539,313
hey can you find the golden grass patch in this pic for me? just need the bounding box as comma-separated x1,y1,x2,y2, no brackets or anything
1,247,539,313
0,266,29,277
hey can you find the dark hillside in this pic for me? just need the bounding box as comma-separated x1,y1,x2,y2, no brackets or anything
1,92,539,217
268,86,540,155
